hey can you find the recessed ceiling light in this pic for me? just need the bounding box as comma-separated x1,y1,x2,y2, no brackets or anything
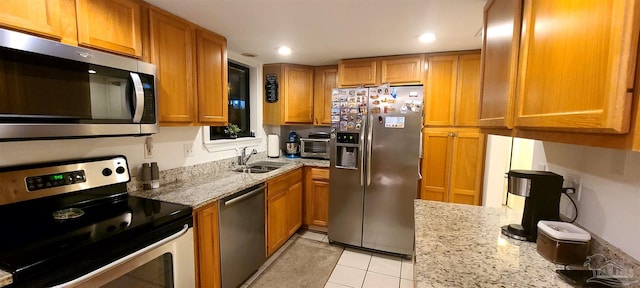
278,46,291,55
88,69,97,74
419,33,436,43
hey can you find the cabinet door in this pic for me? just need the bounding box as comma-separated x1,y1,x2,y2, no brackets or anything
454,53,482,127
283,65,314,124
196,29,228,126
310,179,329,227
515,0,639,133
380,55,423,85
267,190,288,256
420,129,452,202
338,58,378,87
449,131,485,206
424,55,458,126
76,0,142,57
286,182,303,236
149,8,196,124
194,203,221,288
0,0,61,39
478,0,522,128
313,66,338,126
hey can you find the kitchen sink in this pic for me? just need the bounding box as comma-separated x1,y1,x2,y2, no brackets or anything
232,161,288,174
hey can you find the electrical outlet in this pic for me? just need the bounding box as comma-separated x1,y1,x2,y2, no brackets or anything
144,144,153,159
144,137,153,159
183,143,194,157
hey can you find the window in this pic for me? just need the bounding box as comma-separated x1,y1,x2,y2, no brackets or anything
209,61,251,139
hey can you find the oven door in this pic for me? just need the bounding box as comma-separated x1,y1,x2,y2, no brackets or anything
52,225,195,288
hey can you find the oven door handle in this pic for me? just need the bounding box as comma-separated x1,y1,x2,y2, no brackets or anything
130,72,145,123
51,224,189,288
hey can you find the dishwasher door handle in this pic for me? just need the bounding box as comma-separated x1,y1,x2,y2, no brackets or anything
223,185,265,206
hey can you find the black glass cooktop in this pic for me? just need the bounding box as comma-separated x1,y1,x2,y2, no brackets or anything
0,184,192,287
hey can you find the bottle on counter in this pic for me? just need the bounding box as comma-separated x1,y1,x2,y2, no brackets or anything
150,162,160,189
141,163,151,190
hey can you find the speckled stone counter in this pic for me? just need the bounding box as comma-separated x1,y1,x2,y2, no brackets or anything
414,200,572,288
130,157,329,209
0,270,11,287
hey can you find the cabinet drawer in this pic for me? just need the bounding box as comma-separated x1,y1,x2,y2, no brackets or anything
310,168,329,181
267,168,302,198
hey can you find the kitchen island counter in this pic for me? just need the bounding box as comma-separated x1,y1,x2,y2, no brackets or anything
130,157,328,209
414,200,572,287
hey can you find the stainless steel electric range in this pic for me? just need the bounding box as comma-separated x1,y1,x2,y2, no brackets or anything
0,155,194,288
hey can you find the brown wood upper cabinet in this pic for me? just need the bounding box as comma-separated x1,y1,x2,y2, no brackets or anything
424,52,481,127
380,54,424,85
149,7,196,124
149,7,228,126
0,0,62,40
76,0,142,57
480,0,640,134
196,29,228,126
338,58,378,87
313,66,338,126
338,54,423,87
263,64,314,125
477,0,521,129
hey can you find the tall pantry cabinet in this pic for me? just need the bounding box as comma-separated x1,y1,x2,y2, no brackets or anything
421,51,485,206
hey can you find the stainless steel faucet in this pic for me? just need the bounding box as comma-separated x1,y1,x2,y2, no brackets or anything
239,147,257,166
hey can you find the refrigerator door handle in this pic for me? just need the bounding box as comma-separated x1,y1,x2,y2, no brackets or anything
367,115,373,186
360,124,365,186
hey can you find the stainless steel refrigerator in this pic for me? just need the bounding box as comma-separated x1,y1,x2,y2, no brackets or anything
328,85,423,256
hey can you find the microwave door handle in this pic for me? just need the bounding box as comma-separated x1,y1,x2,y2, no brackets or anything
130,72,144,123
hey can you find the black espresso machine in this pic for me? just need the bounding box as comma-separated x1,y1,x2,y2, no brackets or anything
501,170,564,242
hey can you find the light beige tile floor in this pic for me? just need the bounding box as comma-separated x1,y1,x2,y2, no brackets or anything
242,230,414,288
323,232,414,288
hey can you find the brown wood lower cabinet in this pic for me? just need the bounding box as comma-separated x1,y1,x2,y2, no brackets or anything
304,167,329,231
193,202,221,288
266,168,303,256
421,128,486,206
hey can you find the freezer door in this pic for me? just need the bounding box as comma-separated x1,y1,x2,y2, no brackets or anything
328,133,365,247
328,87,368,247
362,86,422,255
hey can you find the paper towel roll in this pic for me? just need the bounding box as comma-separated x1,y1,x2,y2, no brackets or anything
268,134,280,158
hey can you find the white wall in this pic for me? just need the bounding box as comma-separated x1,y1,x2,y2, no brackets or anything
482,135,512,207
0,51,267,175
535,142,640,261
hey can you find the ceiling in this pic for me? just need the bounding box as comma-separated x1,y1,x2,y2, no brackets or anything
144,0,486,66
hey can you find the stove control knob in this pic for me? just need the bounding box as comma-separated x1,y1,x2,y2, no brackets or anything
115,166,126,174
102,168,113,176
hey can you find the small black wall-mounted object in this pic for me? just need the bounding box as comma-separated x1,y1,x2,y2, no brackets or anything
265,74,278,103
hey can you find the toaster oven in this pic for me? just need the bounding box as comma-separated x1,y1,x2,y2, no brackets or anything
300,138,330,159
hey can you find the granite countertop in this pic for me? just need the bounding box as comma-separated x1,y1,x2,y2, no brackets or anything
130,157,329,209
414,200,572,288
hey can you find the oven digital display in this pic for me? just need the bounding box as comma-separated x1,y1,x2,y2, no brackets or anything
50,174,64,181
26,170,86,192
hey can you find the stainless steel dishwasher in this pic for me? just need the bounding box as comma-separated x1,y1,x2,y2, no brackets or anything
219,183,266,288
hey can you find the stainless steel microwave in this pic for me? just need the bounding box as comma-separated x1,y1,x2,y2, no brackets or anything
0,28,158,141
